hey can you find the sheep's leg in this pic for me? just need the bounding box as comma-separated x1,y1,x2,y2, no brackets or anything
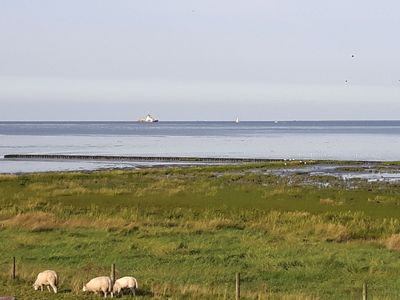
130,287,136,296
46,285,51,292
50,282,58,293
104,290,108,298
40,285,44,292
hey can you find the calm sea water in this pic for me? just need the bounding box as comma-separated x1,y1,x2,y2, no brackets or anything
1,121,400,173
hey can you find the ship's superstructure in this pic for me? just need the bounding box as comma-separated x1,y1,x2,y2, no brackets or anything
138,114,158,123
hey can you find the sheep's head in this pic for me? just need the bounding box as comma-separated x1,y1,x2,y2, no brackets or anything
33,283,40,291
112,282,121,294
82,285,88,292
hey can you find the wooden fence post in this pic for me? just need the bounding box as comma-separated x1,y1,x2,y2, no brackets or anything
111,263,115,285
12,257,16,280
236,272,240,300
362,282,367,300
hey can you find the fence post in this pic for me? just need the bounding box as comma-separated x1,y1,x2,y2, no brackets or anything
111,263,115,286
362,282,367,300
236,272,240,300
12,257,16,280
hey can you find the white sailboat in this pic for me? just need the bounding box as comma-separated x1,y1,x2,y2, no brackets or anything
235,117,240,123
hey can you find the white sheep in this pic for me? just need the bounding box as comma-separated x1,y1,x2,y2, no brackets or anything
112,276,138,296
33,270,58,293
83,276,113,298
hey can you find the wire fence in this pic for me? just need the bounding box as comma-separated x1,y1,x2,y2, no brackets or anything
1,257,400,299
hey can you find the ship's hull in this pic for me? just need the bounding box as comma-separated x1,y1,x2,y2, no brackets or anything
138,119,158,123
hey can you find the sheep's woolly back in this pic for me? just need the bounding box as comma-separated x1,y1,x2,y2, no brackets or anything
114,276,138,290
85,276,112,292
35,270,58,286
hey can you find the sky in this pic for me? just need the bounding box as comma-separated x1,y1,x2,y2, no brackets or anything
0,0,399,121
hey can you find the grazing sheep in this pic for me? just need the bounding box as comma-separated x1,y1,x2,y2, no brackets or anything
33,270,58,293
113,276,138,296
83,276,113,298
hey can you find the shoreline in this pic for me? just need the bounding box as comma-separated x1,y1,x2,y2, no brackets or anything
2,154,400,176
4,153,398,164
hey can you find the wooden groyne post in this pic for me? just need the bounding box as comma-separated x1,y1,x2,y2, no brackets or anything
3,154,278,164
362,282,368,300
236,272,240,300
4,153,374,165
111,263,115,286
11,257,16,280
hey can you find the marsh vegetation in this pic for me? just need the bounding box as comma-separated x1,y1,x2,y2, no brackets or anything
1,162,400,299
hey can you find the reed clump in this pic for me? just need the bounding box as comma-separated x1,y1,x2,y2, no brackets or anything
384,234,400,251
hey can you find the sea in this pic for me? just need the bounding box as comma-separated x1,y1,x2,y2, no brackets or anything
1,121,400,173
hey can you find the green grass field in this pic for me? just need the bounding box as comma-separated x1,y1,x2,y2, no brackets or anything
1,162,400,299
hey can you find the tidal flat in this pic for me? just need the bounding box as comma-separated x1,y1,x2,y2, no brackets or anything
1,161,400,299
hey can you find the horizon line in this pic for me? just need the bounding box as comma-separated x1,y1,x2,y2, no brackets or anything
1,119,400,123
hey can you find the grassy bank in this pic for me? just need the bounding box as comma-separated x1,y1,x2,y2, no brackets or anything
1,162,400,299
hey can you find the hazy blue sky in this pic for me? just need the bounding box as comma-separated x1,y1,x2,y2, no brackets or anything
0,0,399,120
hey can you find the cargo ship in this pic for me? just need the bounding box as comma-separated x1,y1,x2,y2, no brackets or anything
138,114,158,123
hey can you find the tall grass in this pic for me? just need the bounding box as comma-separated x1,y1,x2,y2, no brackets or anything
1,164,400,299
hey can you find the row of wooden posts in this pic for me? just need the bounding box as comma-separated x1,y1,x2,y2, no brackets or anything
10,257,368,299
